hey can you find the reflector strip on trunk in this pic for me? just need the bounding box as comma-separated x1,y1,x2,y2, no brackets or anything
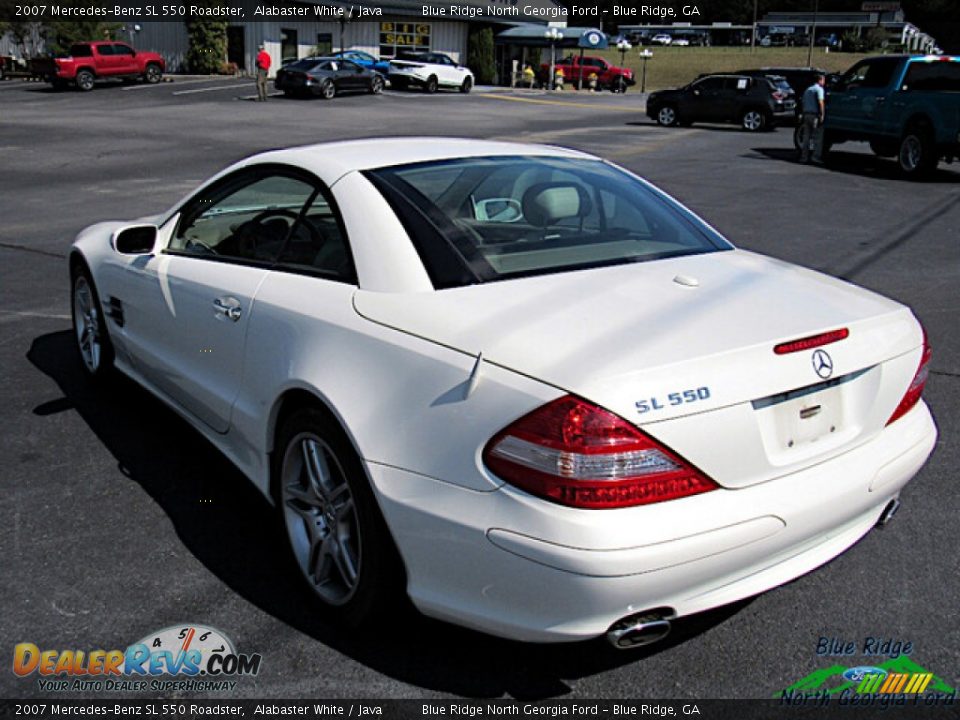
774,328,849,354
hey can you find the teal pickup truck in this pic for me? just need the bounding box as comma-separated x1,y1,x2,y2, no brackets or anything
822,55,960,177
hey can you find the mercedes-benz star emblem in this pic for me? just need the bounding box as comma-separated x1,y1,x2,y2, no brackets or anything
812,349,834,379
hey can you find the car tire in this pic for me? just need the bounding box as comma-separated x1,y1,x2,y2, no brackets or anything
144,63,162,84
320,80,336,100
898,126,937,178
275,407,404,627
70,263,115,380
75,69,95,92
460,76,472,94
656,105,679,127
741,108,768,132
869,139,897,158
611,77,628,94
369,75,384,94
424,75,438,94
0,65,6,82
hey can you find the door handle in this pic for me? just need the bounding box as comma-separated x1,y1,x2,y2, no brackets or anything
213,297,242,322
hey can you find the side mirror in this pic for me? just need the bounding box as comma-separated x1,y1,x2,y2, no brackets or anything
114,224,157,254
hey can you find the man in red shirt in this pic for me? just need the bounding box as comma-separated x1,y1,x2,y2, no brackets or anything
255,44,271,101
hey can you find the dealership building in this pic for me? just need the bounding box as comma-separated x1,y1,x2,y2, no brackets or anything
126,0,567,76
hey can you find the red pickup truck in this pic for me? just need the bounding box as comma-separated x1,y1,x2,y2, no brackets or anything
32,42,165,91
540,55,636,92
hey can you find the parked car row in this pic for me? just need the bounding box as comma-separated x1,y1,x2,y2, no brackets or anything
277,51,475,99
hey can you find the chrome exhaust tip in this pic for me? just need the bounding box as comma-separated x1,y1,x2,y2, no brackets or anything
606,612,672,650
877,498,901,527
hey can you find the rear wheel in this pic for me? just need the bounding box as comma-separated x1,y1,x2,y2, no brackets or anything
460,76,472,94
75,69,95,92
275,408,404,626
656,105,678,127
71,265,114,380
144,63,162,84
741,108,767,132
898,126,937,177
424,75,438,94
320,80,336,100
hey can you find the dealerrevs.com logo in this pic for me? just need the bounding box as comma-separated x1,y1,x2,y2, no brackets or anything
12,624,262,692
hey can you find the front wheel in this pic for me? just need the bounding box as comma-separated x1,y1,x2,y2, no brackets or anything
144,63,162,84
460,76,472,94
71,266,114,380
898,128,937,177
75,69,95,92
741,108,767,132
656,105,678,127
369,75,384,94
276,408,403,626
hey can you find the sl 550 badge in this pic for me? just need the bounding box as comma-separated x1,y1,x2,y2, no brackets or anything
636,386,711,414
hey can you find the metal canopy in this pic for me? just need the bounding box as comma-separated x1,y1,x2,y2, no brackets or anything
496,25,609,49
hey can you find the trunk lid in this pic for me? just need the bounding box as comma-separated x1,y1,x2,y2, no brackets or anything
354,250,922,487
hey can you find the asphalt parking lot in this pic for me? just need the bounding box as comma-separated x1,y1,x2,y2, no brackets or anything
1,75,958,700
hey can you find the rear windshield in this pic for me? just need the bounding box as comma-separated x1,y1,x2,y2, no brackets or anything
366,156,729,288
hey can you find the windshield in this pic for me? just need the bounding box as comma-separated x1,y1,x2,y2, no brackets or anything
366,156,730,288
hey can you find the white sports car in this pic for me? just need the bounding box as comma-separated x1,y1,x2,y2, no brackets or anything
387,52,474,93
70,138,936,648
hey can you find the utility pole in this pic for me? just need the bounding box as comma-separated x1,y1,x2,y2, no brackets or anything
807,0,819,67
751,0,758,51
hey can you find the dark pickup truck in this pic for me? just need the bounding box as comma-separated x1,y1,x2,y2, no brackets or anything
822,55,960,176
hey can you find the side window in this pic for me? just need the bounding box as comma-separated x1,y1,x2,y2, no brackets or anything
861,59,899,89
114,44,134,56
694,77,723,92
95,44,113,56
903,62,960,92
170,172,317,264
275,191,355,283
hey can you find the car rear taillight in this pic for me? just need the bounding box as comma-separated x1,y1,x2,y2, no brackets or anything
483,395,718,509
886,329,931,426
772,90,786,101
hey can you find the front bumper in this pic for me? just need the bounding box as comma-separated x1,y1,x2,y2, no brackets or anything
368,401,936,643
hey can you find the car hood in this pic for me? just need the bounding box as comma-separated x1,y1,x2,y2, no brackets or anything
353,249,917,425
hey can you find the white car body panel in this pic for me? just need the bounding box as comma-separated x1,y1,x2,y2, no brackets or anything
69,138,937,644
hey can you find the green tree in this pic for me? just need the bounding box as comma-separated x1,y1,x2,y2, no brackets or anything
45,20,121,55
467,26,495,85
185,19,227,74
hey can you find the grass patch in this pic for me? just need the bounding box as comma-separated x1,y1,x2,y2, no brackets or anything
587,47,874,92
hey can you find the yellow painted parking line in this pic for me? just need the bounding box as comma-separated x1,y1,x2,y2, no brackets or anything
610,129,699,157
478,94,635,111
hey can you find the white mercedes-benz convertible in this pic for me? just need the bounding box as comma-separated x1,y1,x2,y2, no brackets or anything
69,138,936,648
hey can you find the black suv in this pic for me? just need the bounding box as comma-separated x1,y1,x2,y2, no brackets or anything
646,74,796,131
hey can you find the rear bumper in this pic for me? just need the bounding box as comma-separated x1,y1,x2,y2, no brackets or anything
368,401,936,643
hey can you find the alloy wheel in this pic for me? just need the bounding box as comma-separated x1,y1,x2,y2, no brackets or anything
281,433,361,605
73,276,101,373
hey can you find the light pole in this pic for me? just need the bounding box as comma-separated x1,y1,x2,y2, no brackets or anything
807,0,819,67
639,48,652,94
545,26,562,90
617,39,631,66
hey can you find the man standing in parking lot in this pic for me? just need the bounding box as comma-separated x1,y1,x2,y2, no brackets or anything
800,74,826,163
256,44,271,102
